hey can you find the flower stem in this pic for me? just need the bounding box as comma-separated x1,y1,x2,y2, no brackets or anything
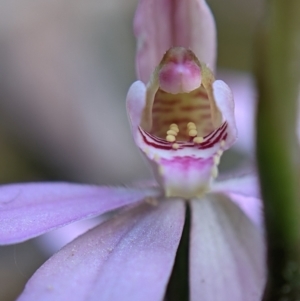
165,203,190,301
256,0,300,299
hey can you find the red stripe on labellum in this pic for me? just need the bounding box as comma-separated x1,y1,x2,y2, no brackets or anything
180,105,211,112
204,122,226,140
199,124,227,149
138,122,228,151
147,133,170,144
152,108,173,113
193,90,209,99
140,128,170,145
198,113,211,119
140,133,173,150
155,99,181,106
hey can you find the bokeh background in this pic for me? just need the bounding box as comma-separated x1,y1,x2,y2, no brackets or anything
0,0,262,300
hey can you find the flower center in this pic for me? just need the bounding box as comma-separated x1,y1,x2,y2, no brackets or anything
140,47,224,154
127,47,236,198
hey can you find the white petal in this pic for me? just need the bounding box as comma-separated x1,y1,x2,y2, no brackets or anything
190,194,266,301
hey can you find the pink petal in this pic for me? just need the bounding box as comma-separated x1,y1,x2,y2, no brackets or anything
17,199,185,301
190,194,266,301
126,80,147,133
212,174,260,198
134,0,216,83
36,217,104,256
225,193,263,228
212,80,237,150
211,175,263,226
0,182,160,244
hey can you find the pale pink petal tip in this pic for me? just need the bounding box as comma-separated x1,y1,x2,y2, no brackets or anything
190,194,266,301
0,182,160,245
134,0,216,83
158,49,201,94
212,80,237,149
228,193,263,228
212,174,260,199
36,217,104,255
212,174,264,226
17,199,185,301
126,80,146,132
212,174,263,227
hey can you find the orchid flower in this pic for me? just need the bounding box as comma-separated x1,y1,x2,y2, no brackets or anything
0,0,265,300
